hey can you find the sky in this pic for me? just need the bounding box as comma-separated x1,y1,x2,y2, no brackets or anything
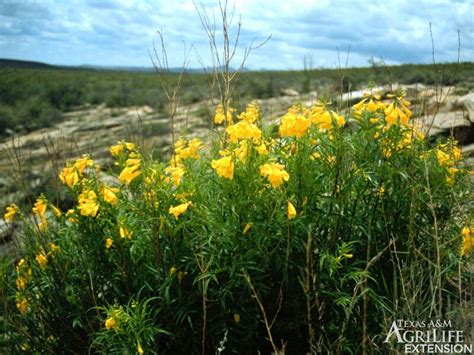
0,0,472,70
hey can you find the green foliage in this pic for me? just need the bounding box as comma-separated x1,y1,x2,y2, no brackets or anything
1,93,472,353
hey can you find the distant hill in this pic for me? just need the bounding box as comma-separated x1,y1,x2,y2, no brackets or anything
0,58,60,69
0,58,239,73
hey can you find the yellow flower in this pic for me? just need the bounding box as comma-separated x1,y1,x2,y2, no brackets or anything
119,165,141,185
384,102,411,126
32,196,48,220
119,226,133,239
376,186,385,197
175,191,194,201
101,185,119,205
4,204,19,222
105,316,118,330
110,143,125,156
36,252,48,268
169,202,192,219
174,137,203,160
50,204,62,217
436,149,452,167
311,110,345,131
238,101,260,123
211,156,234,180
17,258,26,270
259,162,289,188
16,294,29,315
243,223,253,234
188,138,203,156
164,166,185,187
125,142,135,151
59,166,80,187
310,109,331,130
105,238,113,249
446,167,458,186
74,155,94,173
333,112,346,127
38,220,48,232
234,141,249,162
16,276,27,290
365,99,378,112
234,313,241,323
461,227,474,256
110,141,135,156
287,201,297,220
137,342,144,355
452,146,462,161
279,106,311,137
170,266,177,275
49,243,61,255
226,121,262,143
78,190,99,217
255,143,268,156
214,104,234,125
66,209,77,223
326,155,336,166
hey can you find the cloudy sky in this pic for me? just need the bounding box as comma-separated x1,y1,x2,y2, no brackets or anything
0,0,472,70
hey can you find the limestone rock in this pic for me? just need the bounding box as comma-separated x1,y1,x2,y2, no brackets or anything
282,88,300,97
456,93,474,123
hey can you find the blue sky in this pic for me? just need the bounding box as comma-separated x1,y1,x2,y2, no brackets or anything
0,0,472,70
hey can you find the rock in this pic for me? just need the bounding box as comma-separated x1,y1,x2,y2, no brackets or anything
462,143,474,157
416,111,474,145
302,91,319,106
422,86,457,115
418,111,470,130
341,86,385,102
100,172,120,187
0,220,17,257
399,83,427,98
456,93,474,123
282,88,299,97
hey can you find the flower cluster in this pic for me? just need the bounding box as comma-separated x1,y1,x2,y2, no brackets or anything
4,203,19,222
238,101,260,123
211,156,234,180
59,154,94,188
32,195,49,231
226,121,262,143
352,90,411,126
279,103,345,137
78,189,99,217
110,141,136,157
435,143,463,185
214,104,235,125
259,162,290,188
119,156,142,185
173,138,203,161
15,259,32,315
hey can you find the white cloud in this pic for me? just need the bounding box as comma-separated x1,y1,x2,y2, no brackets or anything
0,0,471,68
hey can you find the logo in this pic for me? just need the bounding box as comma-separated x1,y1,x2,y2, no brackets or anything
384,319,472,354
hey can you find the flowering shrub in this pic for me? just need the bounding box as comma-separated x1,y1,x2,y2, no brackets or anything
1,91,472,353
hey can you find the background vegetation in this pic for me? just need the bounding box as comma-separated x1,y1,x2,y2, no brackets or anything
1,61,473,138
